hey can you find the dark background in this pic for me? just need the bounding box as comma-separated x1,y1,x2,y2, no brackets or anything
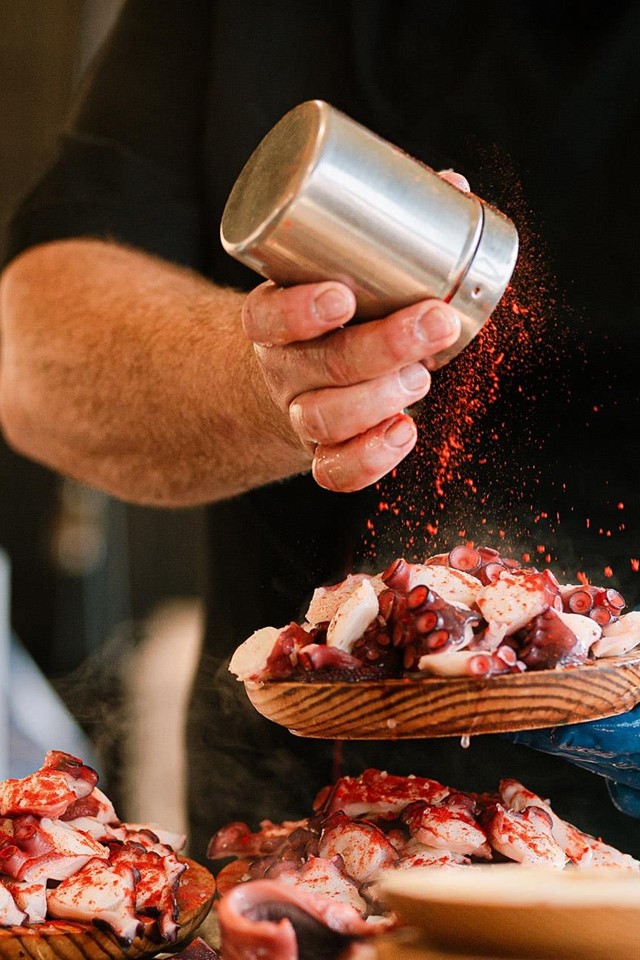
0,0,206,682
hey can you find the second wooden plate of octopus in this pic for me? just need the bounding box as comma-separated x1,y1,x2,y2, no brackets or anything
0,859,215,960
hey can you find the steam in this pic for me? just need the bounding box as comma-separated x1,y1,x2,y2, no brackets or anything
51,620,137,817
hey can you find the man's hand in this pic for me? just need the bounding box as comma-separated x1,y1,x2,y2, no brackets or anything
0,169,470,505
505,705,640,818
242,283,461,493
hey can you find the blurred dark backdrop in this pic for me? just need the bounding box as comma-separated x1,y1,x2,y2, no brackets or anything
0,0,206,682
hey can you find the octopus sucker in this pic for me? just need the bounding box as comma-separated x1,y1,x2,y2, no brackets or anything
210,767,640,957
230,544,638,683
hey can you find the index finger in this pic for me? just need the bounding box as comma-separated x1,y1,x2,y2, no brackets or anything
242,280,356,346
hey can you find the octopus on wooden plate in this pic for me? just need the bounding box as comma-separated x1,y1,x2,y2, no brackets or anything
0,750,214,953
229,545,640,685
210,767,639,959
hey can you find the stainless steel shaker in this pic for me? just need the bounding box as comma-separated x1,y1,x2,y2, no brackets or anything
221,100,518,367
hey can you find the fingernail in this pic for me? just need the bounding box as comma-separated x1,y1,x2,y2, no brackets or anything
384,417,416,449
314,288,353,324
399,363,430,393
418,307,460,344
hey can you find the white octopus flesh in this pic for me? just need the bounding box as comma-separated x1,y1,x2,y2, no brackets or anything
229,544,637,682
212,768,639,959
0,751,188,944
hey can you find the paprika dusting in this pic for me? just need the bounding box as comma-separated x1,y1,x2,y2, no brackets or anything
362,167,638,588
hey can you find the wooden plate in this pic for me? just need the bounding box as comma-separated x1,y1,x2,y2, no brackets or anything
377,864,640,959
0,859,215,960
245,652,640,739
372,929,493,959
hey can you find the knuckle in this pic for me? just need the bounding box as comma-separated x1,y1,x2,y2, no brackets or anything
311,437,389,494
319,341,357,386
312,450,346,492
241,289,266,340
380,316,421,365
243,282,295,345
289,395,331,446
253,346,290,407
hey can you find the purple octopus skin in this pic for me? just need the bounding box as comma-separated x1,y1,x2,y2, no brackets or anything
217,879,374,960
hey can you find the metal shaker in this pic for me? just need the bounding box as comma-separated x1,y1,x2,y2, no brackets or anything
221,100,518,367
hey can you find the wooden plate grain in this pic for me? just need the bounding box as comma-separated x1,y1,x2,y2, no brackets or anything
245,653,640,739
0,859,215,960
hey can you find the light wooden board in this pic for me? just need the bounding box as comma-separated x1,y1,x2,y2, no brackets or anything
377,865,640,959
372,932,504,959
0,859,215,960
245,653,640,738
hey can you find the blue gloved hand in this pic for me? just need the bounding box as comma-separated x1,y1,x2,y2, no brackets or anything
504,702,640,818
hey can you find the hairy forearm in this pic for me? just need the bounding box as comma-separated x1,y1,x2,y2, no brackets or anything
0,239,311,505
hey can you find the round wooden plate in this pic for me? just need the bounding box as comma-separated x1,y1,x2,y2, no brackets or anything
245,653,640,739
0,859,215,960
377,864,640,959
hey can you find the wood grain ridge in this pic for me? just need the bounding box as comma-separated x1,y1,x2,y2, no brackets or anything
245,653,640,739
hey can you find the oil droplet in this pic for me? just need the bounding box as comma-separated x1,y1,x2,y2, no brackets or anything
460,734,471,749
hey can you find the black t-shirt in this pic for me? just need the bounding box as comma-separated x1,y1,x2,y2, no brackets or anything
6,0,640,862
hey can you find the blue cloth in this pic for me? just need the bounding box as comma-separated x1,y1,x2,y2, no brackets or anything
505,704,640,818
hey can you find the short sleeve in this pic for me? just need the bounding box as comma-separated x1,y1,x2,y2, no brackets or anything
5,0,213,271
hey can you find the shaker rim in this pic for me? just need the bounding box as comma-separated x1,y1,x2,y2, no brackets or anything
220,99,332,255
